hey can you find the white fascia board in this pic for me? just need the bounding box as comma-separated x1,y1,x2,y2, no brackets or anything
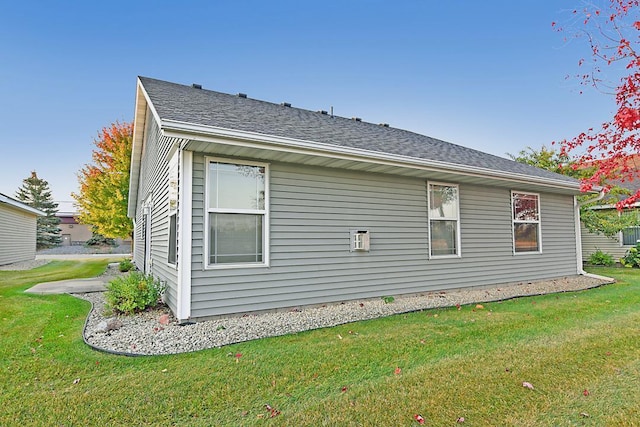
160,119,582,193
128,78,165,218
0,193,45,216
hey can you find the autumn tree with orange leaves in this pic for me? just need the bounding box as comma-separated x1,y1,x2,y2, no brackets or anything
555,0,640,207
73,121,133,238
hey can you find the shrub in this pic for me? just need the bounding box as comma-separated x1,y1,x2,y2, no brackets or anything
620,242,640,268
119,258,134,272
86,233,115,246
105,272,165,315
588,249,615,266
382,296,395,304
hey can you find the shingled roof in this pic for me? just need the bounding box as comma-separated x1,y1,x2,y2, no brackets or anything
138,76,579,186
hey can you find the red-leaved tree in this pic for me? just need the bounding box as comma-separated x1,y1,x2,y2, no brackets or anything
555,0,640,207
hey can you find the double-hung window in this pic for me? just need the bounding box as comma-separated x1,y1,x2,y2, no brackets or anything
206,158,267,267
428,183,460,257
512,192,541,253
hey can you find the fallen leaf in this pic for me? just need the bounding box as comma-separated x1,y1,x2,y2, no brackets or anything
580,412,590,418
341,386,348,393
162,369,168,373
158,314,170,325
457,417,465,423
257,414,264,419
337,334,343,340
433,314,438,318
522,381,534,390
394,367,402,375
235,353,242,358
420,339,426,344
476,304,484,309
414,414,425,424
583,389,590,396
456,304,461,310
73,378,81,384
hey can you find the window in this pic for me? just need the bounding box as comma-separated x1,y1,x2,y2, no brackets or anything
168,213,177,264
512,192,540,253
428,183,460,257
206,159,267,266
621,209,640,245
167,151,179,265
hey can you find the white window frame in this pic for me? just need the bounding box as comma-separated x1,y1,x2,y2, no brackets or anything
204,156,269,269
167,150,179,267
511,191,542,254
427,181,461,259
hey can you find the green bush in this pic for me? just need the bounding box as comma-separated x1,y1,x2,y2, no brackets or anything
621,243,640,268
105,272,165,315
118,258,134,272
85,233,116,246
588,249,615,266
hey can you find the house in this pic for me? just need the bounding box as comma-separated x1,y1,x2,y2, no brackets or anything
56,201,93,246
581,179,640,261
0,193,44,265
128,76,588,323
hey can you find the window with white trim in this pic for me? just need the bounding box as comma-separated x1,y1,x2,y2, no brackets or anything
428,183,460,257
206,159,267,266
512,192,541,253
167,151,179,265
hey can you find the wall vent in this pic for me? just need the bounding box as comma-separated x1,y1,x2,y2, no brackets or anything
350,229,370,252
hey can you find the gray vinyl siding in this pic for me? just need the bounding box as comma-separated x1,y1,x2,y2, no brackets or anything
0,205,37,265
131,113,186,313
189,158,579,319
581,224,627,261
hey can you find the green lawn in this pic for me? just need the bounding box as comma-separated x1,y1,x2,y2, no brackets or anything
1,263,639,426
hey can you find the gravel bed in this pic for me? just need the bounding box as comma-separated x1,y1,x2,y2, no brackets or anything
0,259,51,270
74,274,613,356
37,243,131,255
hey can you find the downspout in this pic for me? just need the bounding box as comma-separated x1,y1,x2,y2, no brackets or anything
574,188,614,281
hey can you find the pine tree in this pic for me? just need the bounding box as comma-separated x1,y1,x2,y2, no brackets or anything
16,171,62,248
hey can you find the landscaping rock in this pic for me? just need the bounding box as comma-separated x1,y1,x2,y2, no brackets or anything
74,274,613,356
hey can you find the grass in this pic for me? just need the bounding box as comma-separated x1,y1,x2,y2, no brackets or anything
1,263,639,426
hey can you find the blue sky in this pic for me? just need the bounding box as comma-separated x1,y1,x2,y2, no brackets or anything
0,1,616,202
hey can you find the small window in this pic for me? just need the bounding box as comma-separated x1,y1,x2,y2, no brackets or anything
428,183,460,257
168,213,177,264
167,151,179,266
512,192,541,253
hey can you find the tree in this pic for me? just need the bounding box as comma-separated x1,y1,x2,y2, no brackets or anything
554,0,640,208
508,145,639,237
15,171,62,248
73,121,133,239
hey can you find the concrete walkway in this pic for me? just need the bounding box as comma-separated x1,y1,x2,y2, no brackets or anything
25,278,108,294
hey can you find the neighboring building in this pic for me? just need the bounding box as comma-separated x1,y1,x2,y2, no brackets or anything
0,193,44,265
55,201,133,247
581,180,640,261
56,201,93,246
128,77,588,323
